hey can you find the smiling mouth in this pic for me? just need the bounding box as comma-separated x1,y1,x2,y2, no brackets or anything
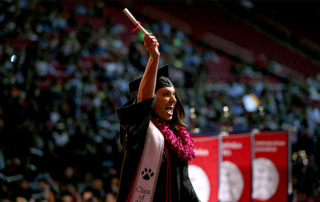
166,106,174,115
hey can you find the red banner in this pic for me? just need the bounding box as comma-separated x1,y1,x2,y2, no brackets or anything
219,134,253,202
253,131,289,202
189,136,220,202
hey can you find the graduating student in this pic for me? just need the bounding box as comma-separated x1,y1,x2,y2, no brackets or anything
116,33,199,202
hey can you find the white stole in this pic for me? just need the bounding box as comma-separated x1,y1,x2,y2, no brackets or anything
129,121,164,202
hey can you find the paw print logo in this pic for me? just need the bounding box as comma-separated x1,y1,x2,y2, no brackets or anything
141,168,154,180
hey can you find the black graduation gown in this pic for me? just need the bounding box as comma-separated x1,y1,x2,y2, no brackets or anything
116,97,200,202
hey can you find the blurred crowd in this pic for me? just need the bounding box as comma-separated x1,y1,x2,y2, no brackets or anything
0,0,319,201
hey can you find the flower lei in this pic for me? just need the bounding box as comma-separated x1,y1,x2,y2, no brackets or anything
151,116,195,162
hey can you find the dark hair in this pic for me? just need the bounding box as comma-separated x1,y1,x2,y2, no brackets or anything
170,91,187,129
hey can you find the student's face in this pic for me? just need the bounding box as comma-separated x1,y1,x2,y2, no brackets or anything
154,87,177,121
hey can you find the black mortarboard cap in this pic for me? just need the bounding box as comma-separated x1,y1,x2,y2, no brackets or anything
129,65,173,93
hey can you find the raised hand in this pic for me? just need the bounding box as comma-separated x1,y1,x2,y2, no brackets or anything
144,33,160,58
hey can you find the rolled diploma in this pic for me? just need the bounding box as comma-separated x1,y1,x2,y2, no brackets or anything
123,8,149,35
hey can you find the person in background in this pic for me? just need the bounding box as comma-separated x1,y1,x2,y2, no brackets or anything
105,176,119,202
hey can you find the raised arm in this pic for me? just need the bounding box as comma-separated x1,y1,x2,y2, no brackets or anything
137,33,160,103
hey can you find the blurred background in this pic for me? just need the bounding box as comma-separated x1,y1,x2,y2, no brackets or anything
0,0,319,201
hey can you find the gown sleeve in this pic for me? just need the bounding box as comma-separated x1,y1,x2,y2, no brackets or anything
181,163,201,202
115,97,155,201
116,97,155,152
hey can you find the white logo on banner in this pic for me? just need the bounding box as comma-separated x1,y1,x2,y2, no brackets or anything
218,161,244,202
189,165,210,202
253,157,279,200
